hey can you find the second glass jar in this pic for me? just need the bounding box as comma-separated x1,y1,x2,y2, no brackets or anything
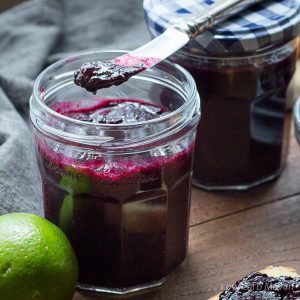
144,0,300,190
172,41,297,189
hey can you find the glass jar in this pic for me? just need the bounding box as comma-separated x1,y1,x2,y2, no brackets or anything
29,51,200,294
173,41,297,189
144,0,300,190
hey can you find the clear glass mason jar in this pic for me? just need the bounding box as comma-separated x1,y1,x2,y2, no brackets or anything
29,51,200,294
170,40,297,190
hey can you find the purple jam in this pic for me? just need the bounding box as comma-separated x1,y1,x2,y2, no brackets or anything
37,98,194,290
174,47,296,188
74,55,160,94
74,61,145,94
219,272,300,299
51,98,166,124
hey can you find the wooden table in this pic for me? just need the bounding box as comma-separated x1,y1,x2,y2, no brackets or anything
0,0,24,12
74,62,300,300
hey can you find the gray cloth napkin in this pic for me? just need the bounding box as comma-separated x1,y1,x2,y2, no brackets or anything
0,0,150,215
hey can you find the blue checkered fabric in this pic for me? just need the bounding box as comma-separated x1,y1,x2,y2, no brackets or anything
144,0,300,55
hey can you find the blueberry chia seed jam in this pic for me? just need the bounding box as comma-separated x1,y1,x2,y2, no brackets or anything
220,272,300,299
38,99,194,290
74,54,160,94
51,98,168,124
179,44,297,189
30,51,200,294
74,62,145,94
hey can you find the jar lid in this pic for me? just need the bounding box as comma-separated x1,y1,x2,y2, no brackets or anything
143,0,300,56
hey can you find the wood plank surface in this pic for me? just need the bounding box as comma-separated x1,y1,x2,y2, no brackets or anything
0,0,24,12
189,123,300,226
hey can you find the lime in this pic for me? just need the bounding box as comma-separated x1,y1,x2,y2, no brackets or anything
59,194,74,235
59,167,91,195
0,213,78,300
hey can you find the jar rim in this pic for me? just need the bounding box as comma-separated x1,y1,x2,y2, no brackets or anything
174,39,296,62
30,50,200,149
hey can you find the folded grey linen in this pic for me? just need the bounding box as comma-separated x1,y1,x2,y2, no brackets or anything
0,0,150,215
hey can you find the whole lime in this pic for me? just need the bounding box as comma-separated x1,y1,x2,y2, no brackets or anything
0,213,78,300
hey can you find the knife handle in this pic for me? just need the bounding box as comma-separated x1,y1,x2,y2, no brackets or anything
174,0,264,39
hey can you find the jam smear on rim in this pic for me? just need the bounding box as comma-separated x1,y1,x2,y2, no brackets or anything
219,271,300,299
